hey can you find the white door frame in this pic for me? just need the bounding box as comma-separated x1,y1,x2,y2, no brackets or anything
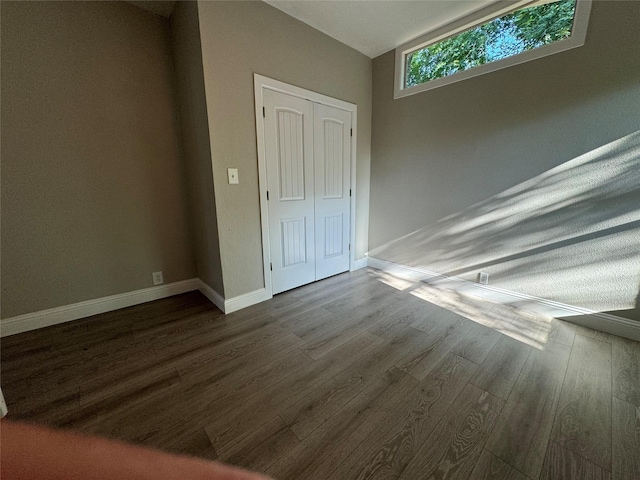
254,73,359,298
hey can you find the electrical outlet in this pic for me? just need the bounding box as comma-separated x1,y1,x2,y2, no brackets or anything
152,271,164,286
478,272,489,285
227,168,239,184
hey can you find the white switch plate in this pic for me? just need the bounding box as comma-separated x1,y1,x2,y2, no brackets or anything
152,271,164,286
0,387,7,418
228,168,239,184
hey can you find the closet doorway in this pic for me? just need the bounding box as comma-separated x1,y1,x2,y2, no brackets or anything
254,75,357,295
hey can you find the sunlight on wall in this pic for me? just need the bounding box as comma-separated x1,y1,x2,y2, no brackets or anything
369,131,640,317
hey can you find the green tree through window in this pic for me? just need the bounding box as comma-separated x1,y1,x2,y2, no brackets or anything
405,0,577,87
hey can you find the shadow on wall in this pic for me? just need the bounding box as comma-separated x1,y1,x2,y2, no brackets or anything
369,131,640,320
602,283,640,322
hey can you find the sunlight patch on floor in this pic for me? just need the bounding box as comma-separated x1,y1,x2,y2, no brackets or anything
390,279,551,350
368,270,415,291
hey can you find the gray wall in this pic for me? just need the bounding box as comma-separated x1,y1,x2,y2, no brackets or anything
369,1,640,320
197,0,373,298
1,1,195,318
170,1,224,295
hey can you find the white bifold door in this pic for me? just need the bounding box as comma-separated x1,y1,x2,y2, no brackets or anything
263,89,351,294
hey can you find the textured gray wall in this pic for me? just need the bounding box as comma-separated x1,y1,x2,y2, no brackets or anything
170,1,224,295
197,0,373,298
369,1,640,320
1,1,195,318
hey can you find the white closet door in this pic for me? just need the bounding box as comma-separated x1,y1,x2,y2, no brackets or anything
313,103,351,280
263,89,315,294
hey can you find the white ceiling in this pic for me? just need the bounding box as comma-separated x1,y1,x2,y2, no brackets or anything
264,0,499,58
126,1,502,59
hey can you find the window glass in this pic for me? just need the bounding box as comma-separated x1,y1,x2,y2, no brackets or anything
405,0,577,88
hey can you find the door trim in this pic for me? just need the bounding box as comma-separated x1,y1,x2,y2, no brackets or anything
254,73,360,297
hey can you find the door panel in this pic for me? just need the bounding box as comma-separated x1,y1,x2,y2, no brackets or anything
281,217,307,266
276,110,305,201
264,89,315,294
321,119,344,198
323,213,344,257
314,103,351,280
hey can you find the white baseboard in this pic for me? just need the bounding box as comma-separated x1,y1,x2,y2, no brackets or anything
367,256,640,342
5,261,636,341
0,277,275,337
0,279,199,337
224,288,271,314
197,278,225,313
352,257,368,270
196,281,270,314
196,279,226,313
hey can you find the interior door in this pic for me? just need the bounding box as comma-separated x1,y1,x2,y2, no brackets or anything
314,103,351,280
263,89,315,294
263,89,352,294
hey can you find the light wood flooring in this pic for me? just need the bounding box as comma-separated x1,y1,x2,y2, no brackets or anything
2,269,639,479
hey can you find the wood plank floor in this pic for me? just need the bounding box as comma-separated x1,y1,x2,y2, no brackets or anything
2,268,639,479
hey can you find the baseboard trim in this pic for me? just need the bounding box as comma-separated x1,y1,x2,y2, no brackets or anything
5,261,636,341
0,279,199,337
367,256,640,341
1,277,276,337
557,311,640,342
197,281,270,314
224,288,271,314
196,280,226,313
352,257,368,271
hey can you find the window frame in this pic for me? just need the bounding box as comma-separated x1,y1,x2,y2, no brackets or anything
394,0,592,99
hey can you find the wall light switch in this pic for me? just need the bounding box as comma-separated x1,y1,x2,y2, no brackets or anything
228,168,239,184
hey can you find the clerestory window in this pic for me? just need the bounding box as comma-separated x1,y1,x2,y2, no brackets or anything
394,0,592,98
